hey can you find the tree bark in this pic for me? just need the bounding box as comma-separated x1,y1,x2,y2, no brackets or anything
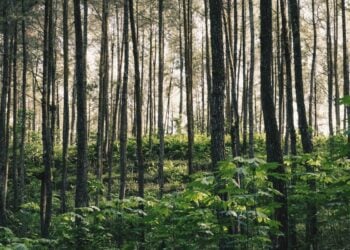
74,0,89,208
107,3,124,200
241,0,247,155
289,0,317,248
209,0,225,165
119,0,129,200
204,0,211,135
341,0,350,156
280,0,297,247
12,16,19,210
209,1,232,248
96,0,109,205
130,0,144,198
19,0,27,206
248,0,254,158
222,8,240,158
147,15,153,145
326,0,334,136
260,0,288,248
334,0,340,133
61,0,69,213
183,0,194,175
41,0,54,237
233,0,241,157
0,0,10,226
309,0,317,134
157,0,165,196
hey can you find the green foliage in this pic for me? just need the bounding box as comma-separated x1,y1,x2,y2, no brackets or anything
0,227,56,249
339,95,350,106
3,134,349,249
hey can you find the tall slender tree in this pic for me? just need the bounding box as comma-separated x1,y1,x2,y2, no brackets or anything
12,13,19,210
280,0,297,246
5,45,12,226
276,0,284,137
241,0,247,155
341,0,350,155
204,0,211,135
183,0,194,175
309,0,317,133
119,0,129,200
0,0,10,226
49,0,56,146
326,0,334,136
222,5,239,158
74,0,89,208
19,0,27,205
178,0,184,133
334,0,340,133
157,0,165,196
107,3,124,200
289,0,317,248
208,0,229,248
260,0,288,248
96,0,109,205
248,0,254,158
61,0,69,213
230,0,240,157
147,13,153,143
209,0,225,166
32,61,38,133
129,0,144,198
41,0,54,237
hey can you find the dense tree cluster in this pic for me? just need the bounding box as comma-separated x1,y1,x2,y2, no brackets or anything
0,0,350,249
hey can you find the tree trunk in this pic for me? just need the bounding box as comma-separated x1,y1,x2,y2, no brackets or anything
107,3,124,200
153,42,157,138
12,17,19,210
5,53,11,223
210,0,225,163
147,16,153,145
96,0,109,205
0,0,10,225
209,1,229,248
183,0,194,175
70,79,76,145
41,0,54,237
61,0,69,213
32,62,38,132
157,0,165,196
248,0,254,158
222,9,240,158
280,0,297,247
19,0,27,206
130,0,144,198
342,0,350,156
119,0,129,200
165,71,174,134
277,0,283,137
334,0,340,133
74,0,89,208
201,38,205,134
309,0,317,134
260,0,288,248
289,0,317,248
204,0,211,135
241,0,247,155
49,0,56,147
231,0,240,157
326,0,334,136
